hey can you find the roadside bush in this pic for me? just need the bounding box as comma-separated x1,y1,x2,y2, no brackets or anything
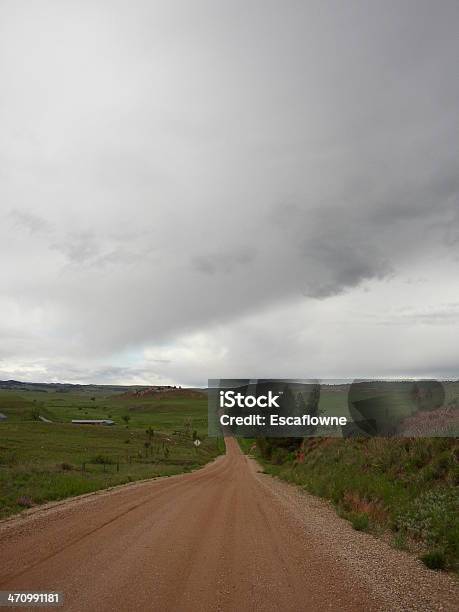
271,447,290,465
395,488,458,567
91,455,114,465
17,495,34,508
421,550,446,571
350,512,370,531
393,532,408,550
256,437,302,460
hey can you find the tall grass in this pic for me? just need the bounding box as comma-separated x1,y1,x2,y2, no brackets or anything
258,437,458,571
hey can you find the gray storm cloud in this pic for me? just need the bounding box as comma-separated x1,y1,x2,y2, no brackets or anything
0,1,458,384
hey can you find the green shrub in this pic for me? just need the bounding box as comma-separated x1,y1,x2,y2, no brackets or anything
393,532,408,550
395,488,458,568
350,512,369,531
91,454,114,465
421,550,446,570
17,495,34,508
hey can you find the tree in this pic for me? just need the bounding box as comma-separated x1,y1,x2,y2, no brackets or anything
122,414,131,427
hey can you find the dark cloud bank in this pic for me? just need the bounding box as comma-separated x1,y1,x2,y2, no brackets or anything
0,1,458,384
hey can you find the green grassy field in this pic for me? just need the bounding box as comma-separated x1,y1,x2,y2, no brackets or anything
0,385,222,519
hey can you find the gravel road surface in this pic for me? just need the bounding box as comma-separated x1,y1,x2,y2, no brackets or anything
0,438,457,611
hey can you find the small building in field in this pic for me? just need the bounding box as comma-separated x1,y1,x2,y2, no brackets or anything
0,412,7,421
71,419,115,426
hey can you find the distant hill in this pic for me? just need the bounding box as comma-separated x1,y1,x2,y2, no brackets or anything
0,379,140,394
119,386,206,400
0,379,206,396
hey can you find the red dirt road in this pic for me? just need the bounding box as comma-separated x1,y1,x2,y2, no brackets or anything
0,439,456,611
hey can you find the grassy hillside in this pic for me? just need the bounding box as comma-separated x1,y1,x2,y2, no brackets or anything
0,386,222,519
255,437,458,571
314,381,459,436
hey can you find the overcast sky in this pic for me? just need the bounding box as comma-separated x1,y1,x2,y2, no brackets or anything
1,0,458,386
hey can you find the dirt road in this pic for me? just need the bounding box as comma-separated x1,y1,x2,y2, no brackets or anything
0,438,457,611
